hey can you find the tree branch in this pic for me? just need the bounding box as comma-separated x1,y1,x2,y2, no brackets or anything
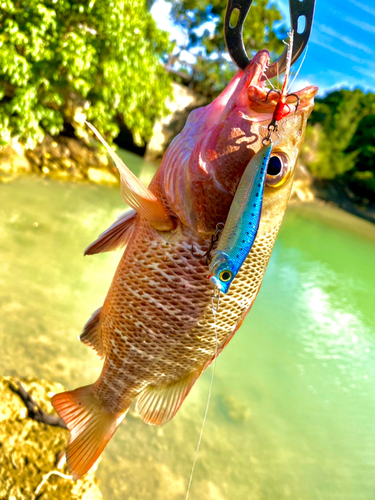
8,380,67,430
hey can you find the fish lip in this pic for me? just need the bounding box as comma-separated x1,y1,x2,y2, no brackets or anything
228,50,318,120
241,49,319,112
248,49,271,89
247,82,319,115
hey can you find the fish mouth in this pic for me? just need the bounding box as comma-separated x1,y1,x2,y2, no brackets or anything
245,50,318,116
221,49,318,121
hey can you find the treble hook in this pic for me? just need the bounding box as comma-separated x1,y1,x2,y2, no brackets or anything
224,0,315,78
191,222,225,266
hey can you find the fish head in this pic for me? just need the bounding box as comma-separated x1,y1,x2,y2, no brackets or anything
208,251,236,294
256,84,319,235
159,49,318,235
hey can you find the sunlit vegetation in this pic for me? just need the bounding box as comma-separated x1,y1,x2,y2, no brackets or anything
301,89,375,200
0,0,173,148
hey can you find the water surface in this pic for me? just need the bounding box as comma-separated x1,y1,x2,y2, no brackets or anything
1,152,375,500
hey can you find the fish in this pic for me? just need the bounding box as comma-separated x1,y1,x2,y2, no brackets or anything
208,142,272,294
52,49,318,480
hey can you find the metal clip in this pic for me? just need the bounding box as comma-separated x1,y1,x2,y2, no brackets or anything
191,222,225,266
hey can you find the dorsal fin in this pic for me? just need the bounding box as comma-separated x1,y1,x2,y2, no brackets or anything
84,209,136,256
86,122,174,231
80,308,104,359
136,372,198,426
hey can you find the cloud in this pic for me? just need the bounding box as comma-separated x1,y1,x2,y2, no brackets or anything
348,0,375,18
310,37,375,71
316,23,372,54
301,68,375,96
341,14,375,35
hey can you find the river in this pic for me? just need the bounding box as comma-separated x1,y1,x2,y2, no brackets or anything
1,150,375,500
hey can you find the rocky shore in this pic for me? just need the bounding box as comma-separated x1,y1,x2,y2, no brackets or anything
0,376,102,500
0,135,119,185
1,133,374,225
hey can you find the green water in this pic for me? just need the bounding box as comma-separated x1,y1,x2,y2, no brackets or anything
1,151,375,500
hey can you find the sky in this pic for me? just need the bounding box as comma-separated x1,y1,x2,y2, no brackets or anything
151,0,375,96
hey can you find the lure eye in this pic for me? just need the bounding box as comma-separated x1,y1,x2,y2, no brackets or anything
266,152,289,187
219,270,232,282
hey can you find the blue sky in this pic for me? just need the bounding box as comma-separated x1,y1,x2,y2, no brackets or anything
151,0,375,96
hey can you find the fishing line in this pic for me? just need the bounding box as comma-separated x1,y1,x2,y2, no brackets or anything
287,46,308,94
263,71,276,91
185,291,220,500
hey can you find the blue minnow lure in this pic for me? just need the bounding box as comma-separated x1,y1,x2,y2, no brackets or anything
208,142,272,294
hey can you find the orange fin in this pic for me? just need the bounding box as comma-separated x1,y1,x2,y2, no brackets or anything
84,209,137,256
136,372,198,426
79,308,104,359
86,122,173,231
52,385,127,480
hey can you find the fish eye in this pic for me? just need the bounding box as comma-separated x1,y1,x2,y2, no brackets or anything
266,152,289,187
219,270,232,282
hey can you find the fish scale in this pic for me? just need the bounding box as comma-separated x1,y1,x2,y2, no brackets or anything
52,49,318,480
95,215,281,415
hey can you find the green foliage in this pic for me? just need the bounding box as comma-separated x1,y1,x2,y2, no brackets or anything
347,114,375,172
165,0,285,99
304,89,375,181
0,0,173,148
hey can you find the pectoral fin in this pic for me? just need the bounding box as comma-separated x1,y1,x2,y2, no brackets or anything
136,372,198,425
84,209,136,255
86,122,173,231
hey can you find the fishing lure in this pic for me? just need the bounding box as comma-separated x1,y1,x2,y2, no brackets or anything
208,142,272,293
208,31,300,294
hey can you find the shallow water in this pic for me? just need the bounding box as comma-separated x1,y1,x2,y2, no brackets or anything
1,152,375,500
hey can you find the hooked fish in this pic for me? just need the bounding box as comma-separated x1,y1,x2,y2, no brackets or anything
52,49,318,480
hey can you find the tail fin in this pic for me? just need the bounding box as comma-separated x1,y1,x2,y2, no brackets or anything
52,385,127,480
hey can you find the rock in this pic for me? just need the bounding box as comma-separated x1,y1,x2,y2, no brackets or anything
24,134,116,185
145,83,207,162
0,376,102,500
290,163,315,203
0,138,31,183
87,167,118,184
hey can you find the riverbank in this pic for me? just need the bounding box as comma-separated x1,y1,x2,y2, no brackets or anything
1,140,375,225
0,135,119,185
313,178,375,225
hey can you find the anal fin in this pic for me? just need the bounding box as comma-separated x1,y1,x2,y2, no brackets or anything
80,308,104,359
84,209,136,256
52,385,127,480
136,372,198,426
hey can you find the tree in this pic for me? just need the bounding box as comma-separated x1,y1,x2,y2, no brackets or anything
347,114,375,174
304,89,375,179
0,0,173,148
165,0,286,99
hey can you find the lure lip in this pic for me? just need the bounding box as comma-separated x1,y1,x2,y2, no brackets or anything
209,274,231,294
